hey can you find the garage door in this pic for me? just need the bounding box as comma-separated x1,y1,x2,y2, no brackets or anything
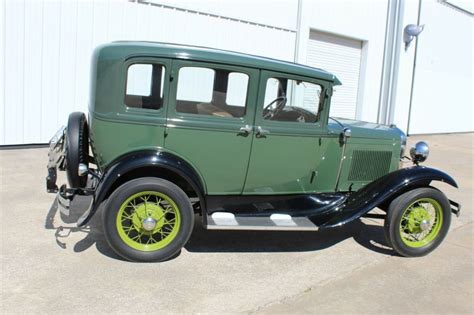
306,31,362,119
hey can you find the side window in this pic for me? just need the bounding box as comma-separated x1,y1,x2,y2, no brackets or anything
226,72,249,107
125,63,165,110
177,67,214,103
262,77,323,123
176,66,249,118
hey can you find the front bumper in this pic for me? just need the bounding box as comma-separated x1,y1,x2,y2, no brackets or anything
450,199,461,217
46,126,95,220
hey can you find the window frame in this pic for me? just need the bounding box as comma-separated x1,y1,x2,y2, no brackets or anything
170,61,254,121
255,70,331,133
122,58,170,117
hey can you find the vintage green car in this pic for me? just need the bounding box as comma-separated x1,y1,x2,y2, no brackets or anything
47,41,460,262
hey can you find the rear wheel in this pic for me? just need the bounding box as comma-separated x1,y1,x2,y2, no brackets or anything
384,187,451,257
103,178,194,262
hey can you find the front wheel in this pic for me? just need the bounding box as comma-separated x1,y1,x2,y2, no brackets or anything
384,187,451,257
103,178,194,262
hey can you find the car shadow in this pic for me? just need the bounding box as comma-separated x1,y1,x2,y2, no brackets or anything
45,197,395,261
45,196,122,260
185,216,394,256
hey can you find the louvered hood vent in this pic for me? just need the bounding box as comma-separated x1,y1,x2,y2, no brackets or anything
348,150,392,181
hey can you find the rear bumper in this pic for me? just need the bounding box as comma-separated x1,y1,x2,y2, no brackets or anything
46,126,66,193
46,126,96,221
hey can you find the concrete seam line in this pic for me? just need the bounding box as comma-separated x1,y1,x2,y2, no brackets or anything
246,255,391,314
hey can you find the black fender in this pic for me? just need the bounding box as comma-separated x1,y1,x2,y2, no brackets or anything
317,166,458,229
77,150,206,226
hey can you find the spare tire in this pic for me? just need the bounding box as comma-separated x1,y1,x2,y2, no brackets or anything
66,112,89,188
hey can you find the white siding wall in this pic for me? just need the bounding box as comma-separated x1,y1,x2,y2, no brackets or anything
0,1,4,144
148,0,298,31
0,0,296,145
408,0,473,134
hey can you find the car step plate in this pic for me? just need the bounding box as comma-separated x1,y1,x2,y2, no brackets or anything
206,212,319,231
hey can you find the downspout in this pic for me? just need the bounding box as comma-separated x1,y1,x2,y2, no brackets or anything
378,0,404,125
387,0,405,125
293,0,303,63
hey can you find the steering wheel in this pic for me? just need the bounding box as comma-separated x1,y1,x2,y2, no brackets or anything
263,96,287,119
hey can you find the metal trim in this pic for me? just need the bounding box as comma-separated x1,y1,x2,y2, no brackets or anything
206,215,319,231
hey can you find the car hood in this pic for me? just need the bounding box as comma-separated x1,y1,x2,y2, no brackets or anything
328,117,403,140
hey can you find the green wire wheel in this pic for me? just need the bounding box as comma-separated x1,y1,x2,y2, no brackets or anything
398,198,443,248
384,187,451,257
103,178,194,262
116,191,181,252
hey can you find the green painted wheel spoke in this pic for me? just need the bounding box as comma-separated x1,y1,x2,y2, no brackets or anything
163,218,176,226
150,234,159,243
163,208,174,216
122,214,134,221
146,235,153,245
123,225,134,232
156,229,170,238
129,200,139,210
132,232,144,242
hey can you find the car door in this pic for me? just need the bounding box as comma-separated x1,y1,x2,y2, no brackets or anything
243,70,341,194
164,60,258,195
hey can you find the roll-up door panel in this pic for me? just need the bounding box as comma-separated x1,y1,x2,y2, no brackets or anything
306,31,362,119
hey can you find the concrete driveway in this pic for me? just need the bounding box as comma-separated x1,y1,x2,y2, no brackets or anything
1,134,472,314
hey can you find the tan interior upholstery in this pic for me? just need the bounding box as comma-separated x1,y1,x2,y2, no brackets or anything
196,103,233,117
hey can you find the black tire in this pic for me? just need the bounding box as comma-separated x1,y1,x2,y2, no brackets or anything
66,112,89,188
102,177,194,262
384,187,451,257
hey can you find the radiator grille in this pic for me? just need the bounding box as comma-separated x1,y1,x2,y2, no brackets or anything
348,150,392,181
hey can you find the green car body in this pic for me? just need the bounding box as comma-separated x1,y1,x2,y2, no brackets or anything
46,41,460,262
89,41,402,195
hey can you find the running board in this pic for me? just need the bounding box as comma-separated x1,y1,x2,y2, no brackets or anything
206,212,319,231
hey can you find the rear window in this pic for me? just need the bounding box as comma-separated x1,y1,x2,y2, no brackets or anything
125,63,165,110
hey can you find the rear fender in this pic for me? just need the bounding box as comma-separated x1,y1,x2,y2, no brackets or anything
77,150,206,226
318,166,458,229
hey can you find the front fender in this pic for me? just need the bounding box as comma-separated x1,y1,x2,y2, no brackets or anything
318,166,458,229
77,150,206,226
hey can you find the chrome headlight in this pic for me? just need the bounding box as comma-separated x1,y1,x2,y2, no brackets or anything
410,141,429,164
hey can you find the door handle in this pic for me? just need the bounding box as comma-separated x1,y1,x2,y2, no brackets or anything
256,126,269,138
238,125,252,136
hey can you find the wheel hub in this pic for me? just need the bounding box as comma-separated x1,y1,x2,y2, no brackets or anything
407,206,431,233
142,217,157,231
131,203,165,233
420,219,430,231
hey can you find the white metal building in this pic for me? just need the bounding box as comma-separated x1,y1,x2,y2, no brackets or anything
0,0,472,145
